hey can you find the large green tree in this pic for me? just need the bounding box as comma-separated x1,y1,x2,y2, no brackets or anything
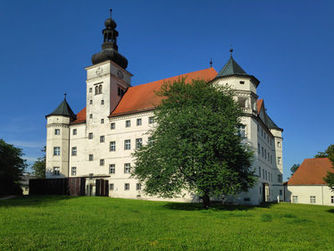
290,163,300,175
0,139,26,195
133,79,255,208
31,146,46,178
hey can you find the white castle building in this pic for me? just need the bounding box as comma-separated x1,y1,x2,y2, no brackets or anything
45,13,284,204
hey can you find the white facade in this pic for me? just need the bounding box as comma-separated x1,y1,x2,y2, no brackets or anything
286,185,334,206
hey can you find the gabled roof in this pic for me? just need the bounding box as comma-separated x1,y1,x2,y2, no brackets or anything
217,56,247,77
46,98,76,119
287,158,334,185
110,68,218,117
71,68,217,123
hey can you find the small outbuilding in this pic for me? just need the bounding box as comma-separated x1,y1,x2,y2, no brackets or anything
285,158,334,206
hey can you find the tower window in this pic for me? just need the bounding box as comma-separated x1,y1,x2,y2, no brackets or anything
71,167,77,176
71,147,77,156
101,100,104,105
118,87,125,96
53,147,60,156
54,129,60,135
90,100,93,105
95,84,102,95
101,119,104,124
53,167,60,176
239,81,245,84
238,124,246,138
88,133,93,139
89,114,93,119
89,88,92,93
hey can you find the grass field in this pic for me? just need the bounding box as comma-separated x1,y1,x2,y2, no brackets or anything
0,196,333,250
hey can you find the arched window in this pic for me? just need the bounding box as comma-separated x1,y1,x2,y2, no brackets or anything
99,85,102,94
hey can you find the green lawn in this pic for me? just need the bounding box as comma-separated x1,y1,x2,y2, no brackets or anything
0,196,333,250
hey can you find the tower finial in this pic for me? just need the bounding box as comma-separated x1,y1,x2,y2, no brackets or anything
110,8,112,18
64,92,67,100
209,58,213,68
229,48,233,57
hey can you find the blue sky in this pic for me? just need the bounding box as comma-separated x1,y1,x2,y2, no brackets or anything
0,1,333,180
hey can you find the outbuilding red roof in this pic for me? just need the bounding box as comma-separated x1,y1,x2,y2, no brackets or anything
71,68,218,123
287,158,334,185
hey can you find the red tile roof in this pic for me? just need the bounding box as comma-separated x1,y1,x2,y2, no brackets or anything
110,68,218,117
257,99,263,115
71,68,217,123
71,107,86,124
287,158,334,185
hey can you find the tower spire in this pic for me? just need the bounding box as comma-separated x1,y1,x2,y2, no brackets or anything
230,48,233,57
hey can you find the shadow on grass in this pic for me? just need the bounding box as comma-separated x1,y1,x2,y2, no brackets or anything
328,209,334,214
163,201,274,211
0,195,76,208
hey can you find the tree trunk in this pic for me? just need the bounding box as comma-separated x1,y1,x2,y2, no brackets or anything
202,193,210,209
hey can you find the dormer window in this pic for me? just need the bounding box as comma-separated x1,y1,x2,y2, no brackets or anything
240,81,245,84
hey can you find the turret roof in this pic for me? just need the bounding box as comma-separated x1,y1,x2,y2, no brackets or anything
217,56,247,77
46,98,76,119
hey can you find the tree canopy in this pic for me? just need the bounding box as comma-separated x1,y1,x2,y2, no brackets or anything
31,147,46,178
318,144,334,191
133,79,255,208
290,164,300,175
0,139,26,195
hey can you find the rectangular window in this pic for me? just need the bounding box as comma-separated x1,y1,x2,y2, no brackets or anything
331,196,334,204
279,190,283,196
89,100,93,104
239,81,245,84
53,167,60,175
136,183,141,191
55,129,60,135
238,125,246,138
262,169,264,179
118,87,125,96
73,129,77,135
278,157,281,165
264,149,267,160
277,141,281,147
125,120,131,128
124,139,131,150
292,196,298,203
100,135,105,143
110,122,115,129
71,147,77,156
88,133,93,139
101,119,104,124
124,163,131,173
109,164,115,174
258,167,261,177
89,114,93,119
136,138,142,149
89,154,93,161
71,167,77,176
124,183,130,190
262,147,264,158
100,159,104,166
277,174,283,183
310,196,316,204
89,88,92,93
265,170,267,180
110,141,116,151
136,118,142,126
258,143,260,155
53,147,60,156
149,116,154,124
101,100,104,105
109,183,114,190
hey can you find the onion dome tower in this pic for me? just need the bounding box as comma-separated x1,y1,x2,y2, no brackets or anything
91,9,128,69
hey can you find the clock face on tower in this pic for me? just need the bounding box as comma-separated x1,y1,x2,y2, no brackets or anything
117,70,124,79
